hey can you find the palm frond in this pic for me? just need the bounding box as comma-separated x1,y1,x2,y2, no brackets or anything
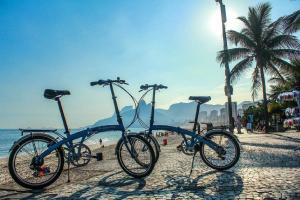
271,49,300,60
265,62,285,82
216,48,251,64
269,84,290,100
263,20,281,43
237,16,251,30
268,77,285,85
237,17,255,38
247,6,261,42
257,2,272,28
227,30,256,48
282,10,300,33
230,56,253,83
267,34,300,49
270,56,294,71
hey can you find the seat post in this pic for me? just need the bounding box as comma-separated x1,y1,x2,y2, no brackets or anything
193,101,201,132
55,97,70,134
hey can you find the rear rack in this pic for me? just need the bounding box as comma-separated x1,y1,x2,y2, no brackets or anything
19,129,57,132
19,129,58,136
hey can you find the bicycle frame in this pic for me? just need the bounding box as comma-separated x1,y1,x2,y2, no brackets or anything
146,87,223,152
34,82,133,163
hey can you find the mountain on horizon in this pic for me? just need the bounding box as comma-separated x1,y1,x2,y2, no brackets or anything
92,100,229,128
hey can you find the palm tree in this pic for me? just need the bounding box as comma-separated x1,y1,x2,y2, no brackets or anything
217,3,300,133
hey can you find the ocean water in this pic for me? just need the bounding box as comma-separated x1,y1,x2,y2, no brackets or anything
0,128,145,158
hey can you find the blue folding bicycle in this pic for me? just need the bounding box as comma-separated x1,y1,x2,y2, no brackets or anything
8,78,155,189
137,84,240,172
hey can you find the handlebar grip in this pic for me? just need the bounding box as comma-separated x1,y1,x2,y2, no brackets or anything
140,84,149,90
158,84,168,89
90,81,99,86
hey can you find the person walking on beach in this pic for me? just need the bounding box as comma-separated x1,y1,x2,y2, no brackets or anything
247,114,254,133
99,138,104,148
236,115,242,134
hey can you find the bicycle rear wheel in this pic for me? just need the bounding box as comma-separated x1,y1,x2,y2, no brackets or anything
8,133,64,189
200,131,240,170
116,135,155,178
135,133,160,163
146,134,160,162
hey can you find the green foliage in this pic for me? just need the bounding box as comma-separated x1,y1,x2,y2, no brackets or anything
269,58,300,100
216,2,300,132
217,3,300,100
242,103,265,124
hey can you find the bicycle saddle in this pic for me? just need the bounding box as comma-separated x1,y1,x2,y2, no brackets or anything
44,89,71,99
189,96,211,104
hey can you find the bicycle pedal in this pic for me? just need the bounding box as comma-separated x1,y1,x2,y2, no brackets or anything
92,153,103,161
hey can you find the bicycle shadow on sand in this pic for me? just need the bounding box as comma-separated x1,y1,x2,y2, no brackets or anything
162,170,243,199
0,170,243,199
59,170,243,199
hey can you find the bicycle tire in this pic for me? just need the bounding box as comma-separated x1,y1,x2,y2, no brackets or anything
8,133,64,189
134,133,160,163
200,131,240,170
116,135,155,178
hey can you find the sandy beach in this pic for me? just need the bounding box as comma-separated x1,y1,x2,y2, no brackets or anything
0,140,118,186
0,133,177,187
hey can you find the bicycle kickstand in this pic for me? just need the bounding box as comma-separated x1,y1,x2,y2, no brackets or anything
67,159,71,183
189,151,196,177
189,144,200,177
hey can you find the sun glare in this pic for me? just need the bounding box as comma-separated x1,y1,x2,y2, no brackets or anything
208,7,241,37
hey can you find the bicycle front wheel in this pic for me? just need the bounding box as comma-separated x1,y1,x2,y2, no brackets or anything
116,135,155,178
200,131,240,170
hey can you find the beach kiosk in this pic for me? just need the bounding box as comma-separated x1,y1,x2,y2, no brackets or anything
277,90,300,131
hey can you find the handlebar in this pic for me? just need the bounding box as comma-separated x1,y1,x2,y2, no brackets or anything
139,84,168,91
90,77,128,86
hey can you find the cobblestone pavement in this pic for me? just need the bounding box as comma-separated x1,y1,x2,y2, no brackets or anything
0,131,300,200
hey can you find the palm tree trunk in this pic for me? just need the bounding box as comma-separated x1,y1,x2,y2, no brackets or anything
259,65,269,133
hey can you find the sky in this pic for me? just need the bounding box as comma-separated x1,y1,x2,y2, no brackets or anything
0,0,299,129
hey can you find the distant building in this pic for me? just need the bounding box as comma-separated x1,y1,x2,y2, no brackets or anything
199,111,208,122
210,110,218,122
225,102,238,123
242,102,258,111
220,108,227,124
238,108,244,117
